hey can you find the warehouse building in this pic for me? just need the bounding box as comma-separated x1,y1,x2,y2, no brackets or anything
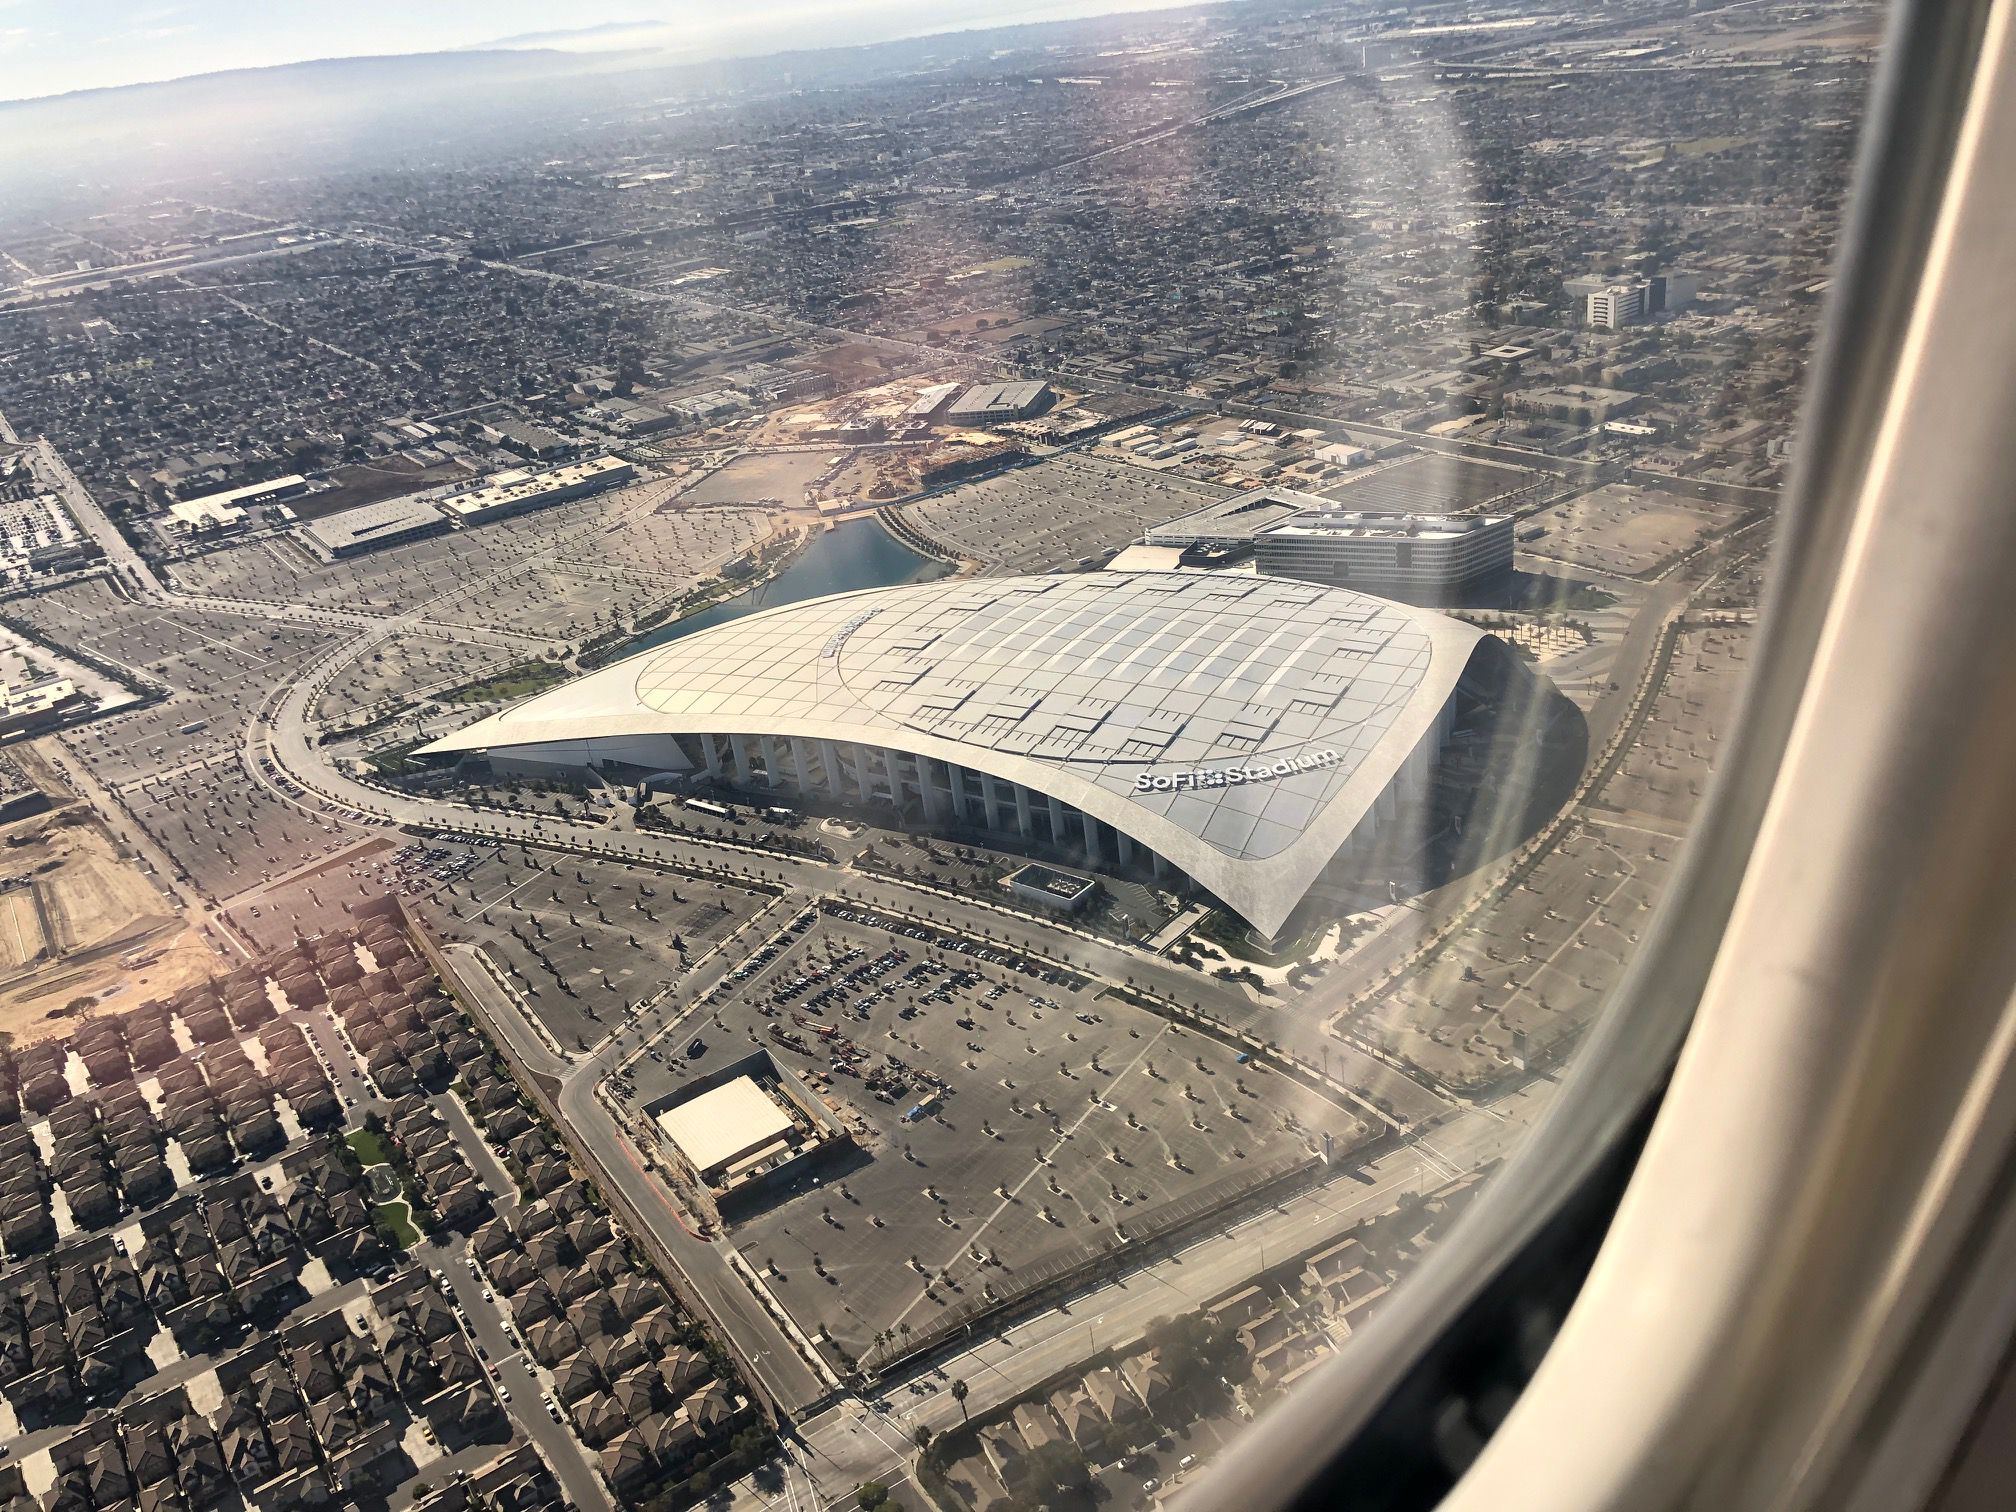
947,381,1053,425
300,496,452,560
166,474,306,535
438,456,637,527
645,1052,851,1217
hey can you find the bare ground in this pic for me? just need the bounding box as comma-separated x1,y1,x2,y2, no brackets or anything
0,808,216,1044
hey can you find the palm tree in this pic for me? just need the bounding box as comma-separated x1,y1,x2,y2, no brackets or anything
950,1377,969,1423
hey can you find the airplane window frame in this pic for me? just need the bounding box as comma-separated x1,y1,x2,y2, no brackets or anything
1201,1,1998,1506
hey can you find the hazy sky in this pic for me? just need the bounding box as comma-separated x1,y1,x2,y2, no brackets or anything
0,0,1210,102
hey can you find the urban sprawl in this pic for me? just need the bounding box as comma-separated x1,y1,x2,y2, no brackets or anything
0,3,1877,1511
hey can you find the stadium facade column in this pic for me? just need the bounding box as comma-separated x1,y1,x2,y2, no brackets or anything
946,760,972,825
916,751,949,824
759,736,786,789
789,737,817,793
816,739,847,801
843,742,870,802
728,734,754,787
699,733,724,780
1080,809,1103,865
1114,828,1134,865
1398,741,1429,807
1046,792,1072,852
981,774,1012,836
1012,783,1034,842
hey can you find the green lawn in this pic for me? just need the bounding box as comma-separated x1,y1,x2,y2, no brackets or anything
347,1127,393,1165
363,738,428,777
442,660,570,704
374,1200,421,1249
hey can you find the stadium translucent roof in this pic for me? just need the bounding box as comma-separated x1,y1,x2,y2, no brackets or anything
423,571,1486,933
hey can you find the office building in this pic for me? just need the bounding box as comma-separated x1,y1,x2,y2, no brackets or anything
1252,510,1515,603
1587,283,1649,329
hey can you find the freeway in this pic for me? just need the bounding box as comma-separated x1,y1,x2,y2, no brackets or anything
1025,73,1365,182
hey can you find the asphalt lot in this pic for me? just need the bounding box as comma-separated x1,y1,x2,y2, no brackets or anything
615,911,1362,1364
898,454,1229,573
20,579,343,783
122,756,362,901
404,838,776,1052
1596,624,1750,825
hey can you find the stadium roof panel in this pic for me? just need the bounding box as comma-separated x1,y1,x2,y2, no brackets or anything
421,572,1487,934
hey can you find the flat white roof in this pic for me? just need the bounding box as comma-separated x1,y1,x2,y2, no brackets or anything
169,498,248,526
301,495,446,551
655,1078,795,1174
177,475,305,510
440,456,633,518
1140,485,1328,546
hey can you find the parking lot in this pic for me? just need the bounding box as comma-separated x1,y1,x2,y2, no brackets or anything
1346,804,1674,1093
220,840,401,952
121,757,360,902
616,908,1361,1363
15,581,340,784
399,839,775,1052
167,482,770,649
314,631,523,724
897,454,1229,574
1522,485,1745,580
1598,625,1750,825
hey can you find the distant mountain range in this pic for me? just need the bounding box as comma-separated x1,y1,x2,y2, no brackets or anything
0,0,1230,191
0,46,606,116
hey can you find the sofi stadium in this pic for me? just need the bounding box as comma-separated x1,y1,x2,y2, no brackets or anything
420,571,1522,941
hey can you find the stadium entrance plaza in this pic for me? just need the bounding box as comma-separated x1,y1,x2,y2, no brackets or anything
609,910,1368,1364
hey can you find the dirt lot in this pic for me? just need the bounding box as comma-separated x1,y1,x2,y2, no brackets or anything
820,450,921,507
291,457,474,520
0,809,214,1044
788,342,916,390
1522,485,1745,580
682,451,837,508
0,889,41,972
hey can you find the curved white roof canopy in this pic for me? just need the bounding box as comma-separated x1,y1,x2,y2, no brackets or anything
421,571,1486,934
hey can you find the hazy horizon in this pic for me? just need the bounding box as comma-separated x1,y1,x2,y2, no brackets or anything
0,0,1227,105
